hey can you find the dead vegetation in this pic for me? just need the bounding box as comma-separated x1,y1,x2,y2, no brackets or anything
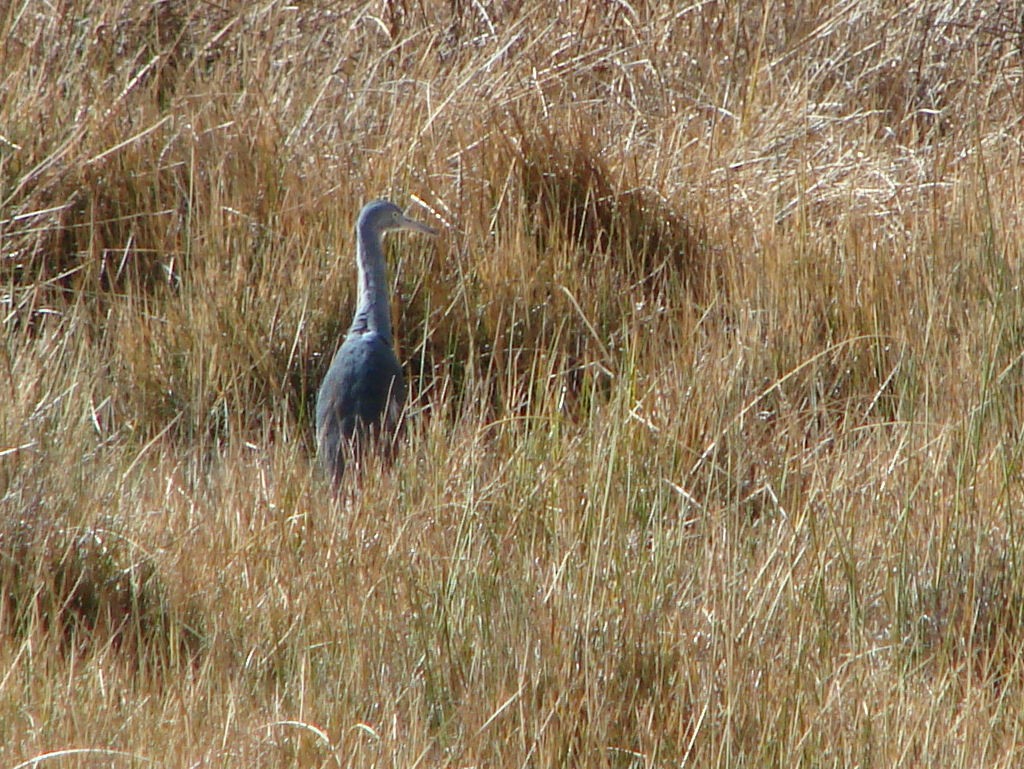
3,0,1024,766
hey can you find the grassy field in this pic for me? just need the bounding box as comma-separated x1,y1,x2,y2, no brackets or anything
3,0,1024,766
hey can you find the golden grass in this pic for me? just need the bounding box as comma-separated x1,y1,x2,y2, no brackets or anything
3,0,1024,766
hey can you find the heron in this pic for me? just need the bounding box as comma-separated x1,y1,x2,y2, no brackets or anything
315,199,437,486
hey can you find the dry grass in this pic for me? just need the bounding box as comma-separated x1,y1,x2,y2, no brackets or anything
3,0,1024,766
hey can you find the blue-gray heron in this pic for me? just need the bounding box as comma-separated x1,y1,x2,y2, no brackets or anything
316,199,437,485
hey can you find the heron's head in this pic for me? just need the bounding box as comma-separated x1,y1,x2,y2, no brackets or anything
359,199,437,236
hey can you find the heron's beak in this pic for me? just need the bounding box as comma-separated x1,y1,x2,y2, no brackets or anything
399,214,438,236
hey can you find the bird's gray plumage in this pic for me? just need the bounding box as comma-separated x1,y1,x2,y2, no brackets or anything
316,199,436,485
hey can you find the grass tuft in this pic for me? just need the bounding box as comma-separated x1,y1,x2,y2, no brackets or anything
0,500,201,668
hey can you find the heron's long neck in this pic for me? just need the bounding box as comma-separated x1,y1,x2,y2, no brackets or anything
350,222,393,342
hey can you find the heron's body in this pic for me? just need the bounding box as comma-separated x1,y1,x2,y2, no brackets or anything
315,330,406,482
315,199,435,485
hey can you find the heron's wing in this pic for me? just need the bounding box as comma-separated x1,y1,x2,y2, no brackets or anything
315,332,405,481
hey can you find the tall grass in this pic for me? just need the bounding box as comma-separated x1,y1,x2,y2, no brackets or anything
3,0,1024,766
